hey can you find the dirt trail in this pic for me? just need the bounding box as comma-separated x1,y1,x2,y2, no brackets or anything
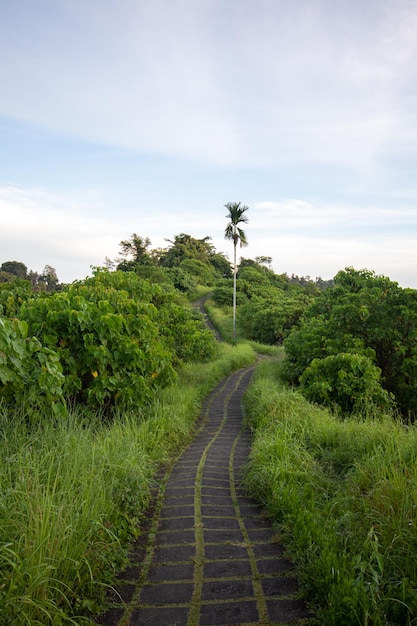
95,365,312,625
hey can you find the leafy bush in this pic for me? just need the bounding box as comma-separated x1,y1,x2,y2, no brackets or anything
20,285,173,412
299,352,395,417
238,293,311,344
283,267,417,417
179,258,216,286
0,279,33,317
16,270,215,413
212,279,248,307
0,317,65,417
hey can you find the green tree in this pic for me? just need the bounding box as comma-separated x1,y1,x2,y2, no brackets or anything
1,261,28,279
238,292,312,344
160,233,214,268
117,233,153,270
224,202,249,338
208,252,233,278
38,265,59,292
283,267,417,417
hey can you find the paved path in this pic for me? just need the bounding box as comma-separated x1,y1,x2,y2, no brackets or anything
95,366,312,626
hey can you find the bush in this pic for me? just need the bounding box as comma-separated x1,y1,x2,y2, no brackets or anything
0,317,65,417
283,267,417,417
238,293,311,345
300,352,395,417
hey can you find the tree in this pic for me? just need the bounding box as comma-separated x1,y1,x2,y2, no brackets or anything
38,265,59,291
160,234,214,267
117,234,153,270
282,267,417,417
224,202,249,339
1,261,28,279
209,252,233,278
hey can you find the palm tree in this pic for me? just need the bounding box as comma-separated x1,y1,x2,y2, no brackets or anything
224,202,249,339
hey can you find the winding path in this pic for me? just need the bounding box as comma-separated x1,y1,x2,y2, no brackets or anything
95,364,312,625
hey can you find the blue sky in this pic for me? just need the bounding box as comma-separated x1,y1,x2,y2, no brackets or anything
1,0,417,286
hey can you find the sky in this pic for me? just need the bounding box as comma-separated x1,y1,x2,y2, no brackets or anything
1,0,417,287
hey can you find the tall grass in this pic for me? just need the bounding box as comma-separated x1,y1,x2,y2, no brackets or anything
204,299,282,357
204,300,237,343
0,342,256,625
243,359,417,626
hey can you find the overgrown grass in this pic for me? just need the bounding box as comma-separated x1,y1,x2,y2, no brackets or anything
0,342,256,625
186,284,213,302
243,359,417,626
204,299,282,357
204,300,238,343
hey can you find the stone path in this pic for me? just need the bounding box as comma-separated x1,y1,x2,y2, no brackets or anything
95,365,312,626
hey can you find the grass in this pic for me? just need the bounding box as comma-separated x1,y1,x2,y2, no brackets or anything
204,300,237,343
243,359,417,626
204,298,283,357
0,342,256,625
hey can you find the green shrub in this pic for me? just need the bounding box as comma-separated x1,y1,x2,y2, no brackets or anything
20,285,175,412
17,270,216,413
283,267,417,417
300,352,395,417
0,317,65,417
0,279,34,317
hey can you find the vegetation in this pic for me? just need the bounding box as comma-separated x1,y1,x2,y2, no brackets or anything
0,230,259,623
282,267,417,418
0,269,216,417
1,260,60,291
4,227,417,625
0,342,256,624
244,359,417,625
224,201,249,339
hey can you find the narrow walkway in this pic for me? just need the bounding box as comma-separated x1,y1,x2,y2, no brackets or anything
95,366,312,626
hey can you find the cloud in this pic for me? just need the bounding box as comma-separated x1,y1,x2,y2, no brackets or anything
250,233,417,288
0,185,232,282
1,0,417,170
253,199,417,234
2,185,417,288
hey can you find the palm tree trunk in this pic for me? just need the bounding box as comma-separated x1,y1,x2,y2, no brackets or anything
233,239,237,339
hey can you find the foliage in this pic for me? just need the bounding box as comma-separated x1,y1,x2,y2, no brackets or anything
0,279,34,317
17,270,215,413
211,279,247,307
0,316,65,417
179,258,216,286
208,252,232,278
288,273,334,292
156,296,217,363
134,264,174,287
239,257,289,290
300,352,395,417
167,266,198,292
19,274,173,412
283,267,417,417
160,233,214,267
238,292,312,344
0,260,28,279
244,360,417,625
116,233,154,270
0,343,256,624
